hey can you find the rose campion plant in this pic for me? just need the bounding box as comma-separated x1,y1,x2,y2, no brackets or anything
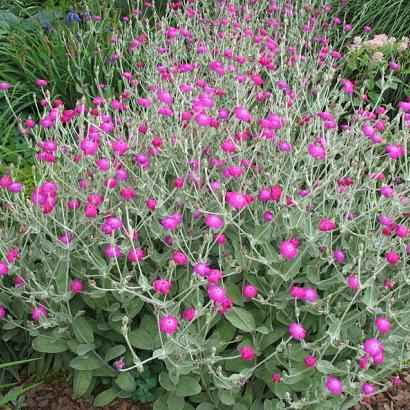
0,0,409,408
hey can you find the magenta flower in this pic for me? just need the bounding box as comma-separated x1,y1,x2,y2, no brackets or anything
70,279,84,293
363,338,384,357
207,285,226,303
0,306,6,319
182,307,196,321
128,248,144,262
243,284,258,299
153,279,172,295
326,376,344,395
159,315,179,335
204,214,224,229
240,346,255,361
234,106,251,122
385,251,400,264
304,355,317,367
289,323,306,340
319,218,336,232
0,262,9,277
172,251,188,266
280,240,298,260
32,305,47,321
375,317,391,334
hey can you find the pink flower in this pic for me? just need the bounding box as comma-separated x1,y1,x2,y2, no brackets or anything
359,355,369,369
290,286,306,299
362,383,376,396
240,346,255,361
146,198,157,210
319,218,337,231
0,82,11,91
221,138,236,153
6,249,20,263
304,288,318,303
363,338,384,357
161,214,183,230
120,187,136,201
308,143,326,160
380,185,394,198
270,184,283,202
153,279,172,295
207,269,223,284
304,355,317,367
32,305,47,321
333,249,345,263
392,376,401,387
372,351,385,365
172,251,188,266
375,317,391,334
104,245,121,259
385,144,405,160
341,79,354,94
70,279,84,293
271,373,281,383
207,285,226,303
326,376,344,395
114,357,125,371
128,248,144,262
347,274,359,290
0,262,9,277
234,106,251,122
225,191,249,209
159,315,179,335
35,79,48,87
385,251,400,264
193,262,210,277
258,188,271,202
280,240,298,260
204,214,224,229
80,139,99,155
182,307,196,321
243,284,258,299
289,323,306,340
0,305,6,319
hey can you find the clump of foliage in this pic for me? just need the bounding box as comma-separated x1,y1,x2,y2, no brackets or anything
0,1,409,409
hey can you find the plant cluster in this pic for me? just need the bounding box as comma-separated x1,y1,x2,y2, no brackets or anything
0,0,409,409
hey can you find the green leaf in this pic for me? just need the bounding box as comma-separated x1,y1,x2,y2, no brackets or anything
73,370,93,397
363,286,379,310
167,395,185,410
128,328,154,350
175,376,202,397
225,307,256,333
76,344,96,356
159,372,176,392
72,316,94,344
316,360,344,375
104,345,126,362
153,395,168,410
32,335,68,353
0,382,42,406
69,354,104,371
196,404,214,410
115,372,136,392
218,389,236,405
93,387,119,407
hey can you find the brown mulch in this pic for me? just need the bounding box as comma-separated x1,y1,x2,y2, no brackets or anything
23,371,410,409
24,383,153,410
354,371,410,410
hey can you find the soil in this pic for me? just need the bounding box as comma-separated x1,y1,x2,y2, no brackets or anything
353,371,410,410
23,371,410,409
